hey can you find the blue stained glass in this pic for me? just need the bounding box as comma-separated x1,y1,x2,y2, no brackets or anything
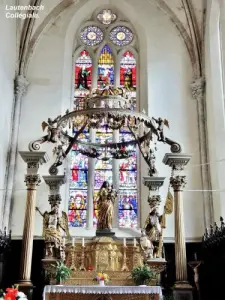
119,210,137,228
119,191,137,210
94,170,113,189
109,26,133,47
69,190,87,210
96,132,113,144
68,209,87,227
71,151,88,170
70,170,88,189
119,153,137,170
98,45,114,88
80,26,104,46
120,170,137,188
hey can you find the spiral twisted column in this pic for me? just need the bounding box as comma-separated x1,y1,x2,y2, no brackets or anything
18,151,49,287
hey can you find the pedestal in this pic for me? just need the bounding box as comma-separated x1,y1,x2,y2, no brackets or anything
146,258,166,285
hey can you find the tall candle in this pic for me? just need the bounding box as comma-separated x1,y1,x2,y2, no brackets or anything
72,237,75,247
63,237,66,246
82,238,85,247
123,238,126,247
134,238,137,247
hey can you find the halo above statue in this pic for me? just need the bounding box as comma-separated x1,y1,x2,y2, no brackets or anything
28,86,182,176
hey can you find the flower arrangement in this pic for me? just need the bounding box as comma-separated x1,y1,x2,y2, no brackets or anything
0,286,28,300
94,272,109,283
51,261,72,284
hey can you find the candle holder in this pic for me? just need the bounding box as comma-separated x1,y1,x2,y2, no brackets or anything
70,246,77,271
121,245,129,271
79,245,86,271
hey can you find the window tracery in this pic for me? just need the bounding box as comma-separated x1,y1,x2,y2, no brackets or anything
69,9,138,229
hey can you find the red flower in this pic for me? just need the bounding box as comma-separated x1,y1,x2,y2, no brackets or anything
4,288,18,300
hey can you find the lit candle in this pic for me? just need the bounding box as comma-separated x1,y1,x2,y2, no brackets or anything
82,238,85,247
123,238,126,247
134,238,137,247
72,237,75,247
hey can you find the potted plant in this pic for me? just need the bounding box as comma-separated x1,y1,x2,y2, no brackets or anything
130,265,156,286
51,261,72,285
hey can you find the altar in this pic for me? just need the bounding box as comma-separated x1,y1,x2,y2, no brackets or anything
43,285,163,300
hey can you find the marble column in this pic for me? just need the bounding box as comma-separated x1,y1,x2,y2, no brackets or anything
18,151,49,287
113,130,120,228
163,153,192,287
191,78,214,227
87,129,96,229
2,76,29,229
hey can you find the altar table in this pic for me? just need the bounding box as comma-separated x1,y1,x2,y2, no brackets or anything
43,285,163,300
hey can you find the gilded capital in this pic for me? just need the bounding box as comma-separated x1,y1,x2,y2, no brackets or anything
190,77,205,101
25,174,41,186
170,175,187,191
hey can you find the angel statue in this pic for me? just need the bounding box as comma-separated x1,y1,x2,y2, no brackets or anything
96,181,118,230
152,117,169,142
140,229,154,260
36,203,70,261
41,115,61,143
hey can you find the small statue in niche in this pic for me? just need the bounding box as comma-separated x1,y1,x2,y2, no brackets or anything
140,229,154,260
144,196,162,258
151,117,169,142
77,66,90,89
147,148,158,177
36,203,70,261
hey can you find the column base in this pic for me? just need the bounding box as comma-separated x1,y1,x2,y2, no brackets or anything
17,281,34,300
173,281,193,300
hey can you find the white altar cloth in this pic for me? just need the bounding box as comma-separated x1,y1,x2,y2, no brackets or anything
43,285,162,299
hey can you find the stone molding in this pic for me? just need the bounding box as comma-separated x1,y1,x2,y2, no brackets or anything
142,177,165,191
24,174,41,186
14,75,29,97
163,153,192,170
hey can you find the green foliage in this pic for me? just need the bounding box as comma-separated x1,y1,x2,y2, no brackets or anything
51,261,72,284
130,264,156,286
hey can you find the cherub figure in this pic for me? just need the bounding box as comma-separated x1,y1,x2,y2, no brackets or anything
140,229,154,260
36,203,70,261
41,115,61,143
152,117,169,142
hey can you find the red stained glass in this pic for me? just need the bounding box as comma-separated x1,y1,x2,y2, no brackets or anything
120,51,136,88
75,50,92,89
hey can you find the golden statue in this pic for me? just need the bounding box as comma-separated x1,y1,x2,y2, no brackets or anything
96,181,118,230
36,203,70,260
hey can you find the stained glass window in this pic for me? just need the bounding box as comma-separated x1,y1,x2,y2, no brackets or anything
97,9,117,25
80,26,104,46
98,45,114,88
74,50,92,109
109,26,133,47
119,129,138,227
120,51,136,89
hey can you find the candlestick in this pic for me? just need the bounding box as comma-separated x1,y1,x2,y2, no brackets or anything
82,238,85,247
63,237,65,246
123,238,126,247
72,237,75,247
134,238,137,247
194,252,197,261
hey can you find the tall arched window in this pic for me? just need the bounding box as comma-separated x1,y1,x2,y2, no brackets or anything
69,9,138,229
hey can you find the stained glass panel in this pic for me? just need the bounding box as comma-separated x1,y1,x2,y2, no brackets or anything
75,50,92,90
96,132,113,144
95,158,112,170
71,151,88,169
119,190,137,210
119,153,137,170
109,26,133,47
120,170,137,188
70,170,88,189
68,209,87,227
119,210,138,228
120,51,136,89
80,26,104,46
94,170,113,189
98,45,114,88
97,9,117,25
69,190,87,210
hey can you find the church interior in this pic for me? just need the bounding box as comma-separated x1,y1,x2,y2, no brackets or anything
0,0,224,299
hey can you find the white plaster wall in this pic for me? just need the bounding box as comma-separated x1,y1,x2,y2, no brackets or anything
205,0,225,222
0,0,17,226
11,0,204,240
